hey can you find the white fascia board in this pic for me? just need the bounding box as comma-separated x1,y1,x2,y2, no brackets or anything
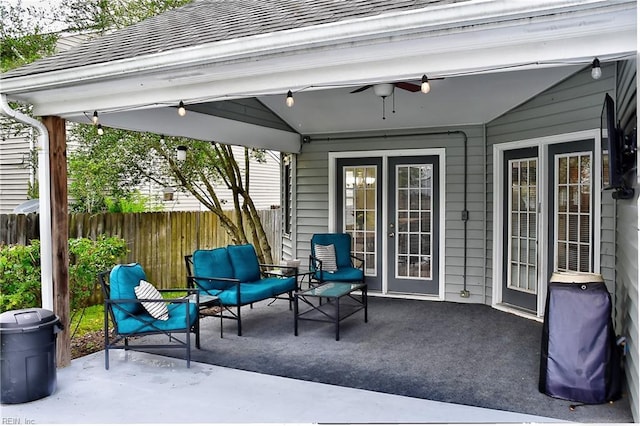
1,0,634,95
83,107,301,153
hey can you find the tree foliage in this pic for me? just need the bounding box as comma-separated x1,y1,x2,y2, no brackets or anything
69,124,274,263
0,1,59,72
61,0,192,33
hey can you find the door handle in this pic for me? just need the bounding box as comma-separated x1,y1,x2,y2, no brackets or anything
388,232,395,238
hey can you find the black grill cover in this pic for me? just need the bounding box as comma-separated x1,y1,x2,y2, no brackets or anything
539,272,622,404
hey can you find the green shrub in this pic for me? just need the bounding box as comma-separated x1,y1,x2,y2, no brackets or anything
68,235,129,310
0,236,128,313
0,241,42,311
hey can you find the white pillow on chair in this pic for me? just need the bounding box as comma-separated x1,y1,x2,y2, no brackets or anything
134,280,169,320
315,244,338,272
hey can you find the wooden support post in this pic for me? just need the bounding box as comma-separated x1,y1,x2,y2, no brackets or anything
42,116,70,367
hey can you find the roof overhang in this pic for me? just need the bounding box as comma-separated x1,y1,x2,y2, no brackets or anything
1,0,636,153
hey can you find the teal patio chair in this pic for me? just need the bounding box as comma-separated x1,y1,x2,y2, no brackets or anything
309,233,365,285
98,263,200,369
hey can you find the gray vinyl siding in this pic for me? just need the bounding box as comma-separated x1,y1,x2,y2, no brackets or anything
485,64,617,306
0,117,34,214
293,126,487,303
614,58,638,423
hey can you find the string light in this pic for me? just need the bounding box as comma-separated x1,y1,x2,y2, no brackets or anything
97,124,104,135
286,90,294,107
178,101,186,116
421,75,431,94
591,58,602,80
160,135,165,144
92,111,99,125
177,145,187,162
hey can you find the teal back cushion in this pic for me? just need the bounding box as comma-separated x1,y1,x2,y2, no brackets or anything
192,248,235,290
312,233,352,268
109,263,146,322
227,244,260,282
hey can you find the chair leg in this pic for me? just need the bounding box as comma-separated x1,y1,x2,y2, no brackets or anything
186,322,191,369
104,307,110,369
237,305,242,336
195,318,201,349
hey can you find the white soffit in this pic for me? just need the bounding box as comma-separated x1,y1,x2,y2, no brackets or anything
91,108,301,153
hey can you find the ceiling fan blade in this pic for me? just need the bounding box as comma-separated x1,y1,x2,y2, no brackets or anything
350,85,372,94
394,82,421,92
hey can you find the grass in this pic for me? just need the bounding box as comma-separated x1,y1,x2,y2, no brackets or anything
70,304,104,337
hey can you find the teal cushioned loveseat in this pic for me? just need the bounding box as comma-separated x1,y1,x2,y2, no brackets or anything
185,244,296,336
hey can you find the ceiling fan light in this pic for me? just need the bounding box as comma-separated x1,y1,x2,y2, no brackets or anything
373,83,394,98
421,75,431,94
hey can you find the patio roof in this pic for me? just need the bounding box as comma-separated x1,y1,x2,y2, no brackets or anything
0,0,636,153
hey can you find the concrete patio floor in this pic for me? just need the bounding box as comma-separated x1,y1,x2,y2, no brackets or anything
1,350,567,424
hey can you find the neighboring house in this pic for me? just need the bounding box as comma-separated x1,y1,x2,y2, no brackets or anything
0,0,637,420
140,145,281,211
0,116,35,212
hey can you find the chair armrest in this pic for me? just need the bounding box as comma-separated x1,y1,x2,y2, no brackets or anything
350,254,365,270
186,275,239,299
309,254,321,271
259,264,297,277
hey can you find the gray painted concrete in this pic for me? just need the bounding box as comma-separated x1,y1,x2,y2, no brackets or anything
1,350,564,424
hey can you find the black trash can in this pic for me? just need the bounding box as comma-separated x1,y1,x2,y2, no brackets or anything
0,308,62,404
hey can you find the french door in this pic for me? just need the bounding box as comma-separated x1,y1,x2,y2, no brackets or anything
499,137,596,314
386,156,440,295
335,153,441,296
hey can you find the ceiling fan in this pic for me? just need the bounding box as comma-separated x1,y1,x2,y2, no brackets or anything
349,81,422,94
350,76,444,119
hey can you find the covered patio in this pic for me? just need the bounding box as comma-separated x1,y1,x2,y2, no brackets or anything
0,0,638,422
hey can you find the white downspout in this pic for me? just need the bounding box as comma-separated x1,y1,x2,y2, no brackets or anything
0,94,54,310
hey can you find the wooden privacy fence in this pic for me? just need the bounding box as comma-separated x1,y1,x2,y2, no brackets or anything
0,209,282,289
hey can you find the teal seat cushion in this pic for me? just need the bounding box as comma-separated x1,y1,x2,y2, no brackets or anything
314,267,364,283
109,263,146,322
217,283,273,306
116,302,198,334
192,248,235,291
227,244,261,282
253,276,296,296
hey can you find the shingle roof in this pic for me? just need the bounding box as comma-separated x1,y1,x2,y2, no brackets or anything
2,0,463,79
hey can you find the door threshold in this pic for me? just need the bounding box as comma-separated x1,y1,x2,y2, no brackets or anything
494,303,542,322
368,291,443,301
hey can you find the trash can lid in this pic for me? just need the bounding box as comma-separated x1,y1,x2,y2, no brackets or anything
0,308,58,331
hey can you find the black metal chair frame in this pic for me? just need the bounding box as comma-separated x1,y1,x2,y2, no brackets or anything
98,270,200,370
308,252,365,286
184,255,296,337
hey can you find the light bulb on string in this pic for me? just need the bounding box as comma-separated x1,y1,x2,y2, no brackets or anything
591,58,602,80
178,101,186,116
286,91,294,107
92,111,99,125
97,124,104,136
421,75,431,94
